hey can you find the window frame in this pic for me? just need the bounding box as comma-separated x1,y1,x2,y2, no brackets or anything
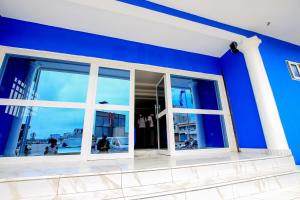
0,46,237,162
287,60,300,80
169,75,233,154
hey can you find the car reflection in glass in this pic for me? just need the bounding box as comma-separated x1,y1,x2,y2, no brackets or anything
58,138,82,154
96,137,128,153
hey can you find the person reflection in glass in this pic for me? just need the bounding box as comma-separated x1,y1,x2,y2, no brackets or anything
44,138,58,155
97,135,110,152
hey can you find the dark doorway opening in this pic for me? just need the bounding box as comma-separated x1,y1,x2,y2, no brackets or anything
134,70,163,150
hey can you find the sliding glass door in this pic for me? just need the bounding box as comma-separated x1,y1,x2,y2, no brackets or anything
156,76,169,154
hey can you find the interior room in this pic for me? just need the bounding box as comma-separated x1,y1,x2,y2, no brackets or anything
134,70,163,150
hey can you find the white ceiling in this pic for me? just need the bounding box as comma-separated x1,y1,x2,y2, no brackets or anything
0,0,244,58
2,0,297,57
135,70,162,100
149,0,300,46
135,70,163,85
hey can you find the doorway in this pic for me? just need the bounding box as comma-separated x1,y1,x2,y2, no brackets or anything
134,70,167,152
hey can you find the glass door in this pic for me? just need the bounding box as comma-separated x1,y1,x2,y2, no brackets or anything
156,76,169,155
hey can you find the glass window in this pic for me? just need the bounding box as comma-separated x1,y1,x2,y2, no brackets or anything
0,106,85,157
91,110,129,154
96,67,130,105
157,78,166,112
171,75,222,110
290,64,300,78
173,113,228,150
158,115,168,149
0,56,89,102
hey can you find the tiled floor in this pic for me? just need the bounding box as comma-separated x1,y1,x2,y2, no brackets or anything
237,185,300,200
0,151,287,181
0,151,298,200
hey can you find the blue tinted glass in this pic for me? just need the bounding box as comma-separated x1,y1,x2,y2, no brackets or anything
35,70,89,102
158,115,168,149
171,76,221,110
96,67,130,105
157,78,166,112
173,113,228,150
290,64,300,78
91,110,129,154
0,106,85,157
0,56,89,102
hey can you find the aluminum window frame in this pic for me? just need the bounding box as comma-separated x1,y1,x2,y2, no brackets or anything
0,45,237,162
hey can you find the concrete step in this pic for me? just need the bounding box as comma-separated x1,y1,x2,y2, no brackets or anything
0,154,297,200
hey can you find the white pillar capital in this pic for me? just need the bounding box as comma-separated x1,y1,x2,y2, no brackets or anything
238,36,262,53
237,36,289,150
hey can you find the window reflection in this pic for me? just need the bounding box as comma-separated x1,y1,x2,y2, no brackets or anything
91,110,129,154
171,76,222,110
0,106,85,157
173,113,228,150
157,78,166,112
96,67,130,105
0,56,90,102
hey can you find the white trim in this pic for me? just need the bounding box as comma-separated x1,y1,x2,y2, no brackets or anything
0,155,82,164
88,152,132,160
65,0,245,44
172,108,224,115
157,109,167,118
173,147,231,156
156,75,169,154
165,73,176,155
0,45,238,161
0,99,86,109
129,69,135,158
0,48,5,70
94,104,130,111
217,77,238,151
82,63,98,160
1,46,221,80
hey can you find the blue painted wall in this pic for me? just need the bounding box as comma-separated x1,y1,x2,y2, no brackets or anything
0,17,221,75
221,36,300,164
0,57,32,154
220,51,267,149
258,36,300,164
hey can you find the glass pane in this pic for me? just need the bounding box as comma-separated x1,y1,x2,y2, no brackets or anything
0,56,89,102
0,106,85,157
173,113,228,150
158,115,168,149
96,67,130,105
91,110,129,154
157,78,165,112
290,64,300,78
171,75,222,110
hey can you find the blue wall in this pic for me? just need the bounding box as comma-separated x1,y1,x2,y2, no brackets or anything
0,17,221,75
220,51,267,148
258,36,300,164
0,57,33,154
219,35,300,164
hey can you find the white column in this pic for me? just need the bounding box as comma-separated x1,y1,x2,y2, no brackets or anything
81,63,98,160
238,36,289,150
